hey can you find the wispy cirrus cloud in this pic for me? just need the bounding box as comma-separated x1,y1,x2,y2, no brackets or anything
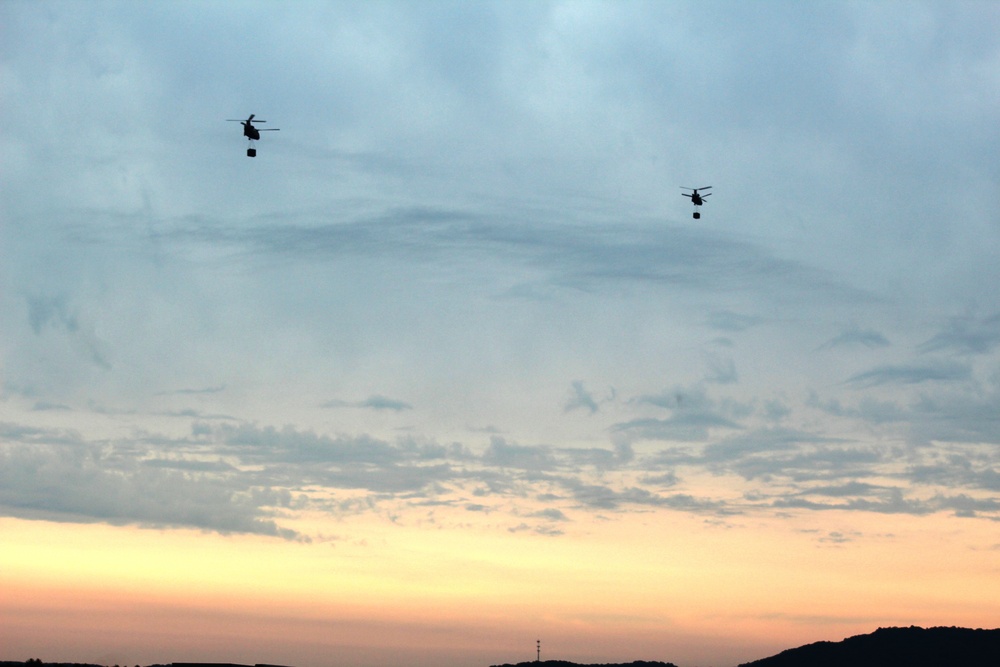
321,395,414,411
704,354,738,384
774,489,1000,519
613,413,743,443
919,312,1000,355
818,325,890,350
157,208,875,308
705,310,763,333
23,294,111,370
564,380,600,414
845,360,971,387
157,384,227,396
618,385,746,442
564,380,617,415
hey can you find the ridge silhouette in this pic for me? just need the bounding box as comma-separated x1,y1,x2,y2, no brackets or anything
5,628,998,667
737,626,1000,667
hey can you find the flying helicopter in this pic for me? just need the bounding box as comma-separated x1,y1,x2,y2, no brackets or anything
226,114,279,157
681,186,712,219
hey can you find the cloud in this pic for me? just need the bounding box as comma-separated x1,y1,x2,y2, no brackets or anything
0,438,303,540
564,380,599,414
774,489,1000,519
323,395,414,412
23,294,111,370
3,399,1000,536
810,381,1000,447
773,487,930,516
639,471,680,487
931,493,1000,519
702,427,831,462
817,531,858,545
157,206,875,310
845,360,971,387
30,401,72,412
507,522,564,537
613,413,742,443
482,436,557,471
157,385,227,396
215,422,405,466
464,503,491,513
706,310,763,333
819,325,890,350
762,398,791,422
704,354,738,384
142,457,235,474
807,392,909,425
803,481,885,498
919,312,1000,355
617,385,745,442
906,387,1000,445
529,508,569,522
557,445,623,470
361,395,414,411
564,480,726,514
27,294,79,335
564,380,600,414
700,427,879,484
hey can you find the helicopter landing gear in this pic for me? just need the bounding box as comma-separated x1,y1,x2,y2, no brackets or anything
246,139,256,158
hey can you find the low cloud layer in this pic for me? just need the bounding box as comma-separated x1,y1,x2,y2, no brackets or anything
4,359,998,539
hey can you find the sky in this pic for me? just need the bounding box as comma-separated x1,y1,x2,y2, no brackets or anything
1,1,999,666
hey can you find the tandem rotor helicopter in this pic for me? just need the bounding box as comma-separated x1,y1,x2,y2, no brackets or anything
681,186,711,219
227,114,279,157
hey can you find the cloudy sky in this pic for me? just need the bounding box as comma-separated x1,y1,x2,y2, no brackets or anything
2,1,999,666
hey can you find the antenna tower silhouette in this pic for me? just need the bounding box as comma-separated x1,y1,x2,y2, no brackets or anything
536,639,541,662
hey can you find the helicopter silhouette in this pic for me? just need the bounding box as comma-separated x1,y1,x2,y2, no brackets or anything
226,114,279,157
681,186,711,219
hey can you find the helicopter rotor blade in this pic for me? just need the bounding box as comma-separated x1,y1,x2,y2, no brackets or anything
247,114,255,122
257,128,280,131
697,186,712,191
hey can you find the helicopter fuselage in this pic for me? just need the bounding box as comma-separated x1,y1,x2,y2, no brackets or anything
229,115,278,157
682,187,711,207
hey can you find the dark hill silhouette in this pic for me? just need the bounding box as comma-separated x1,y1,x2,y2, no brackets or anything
492,661,677,667
4,628,998,667
738,626,1000,667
